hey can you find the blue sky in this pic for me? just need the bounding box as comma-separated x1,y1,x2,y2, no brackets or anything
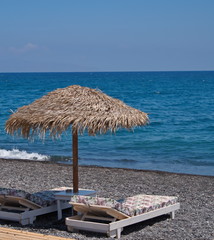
0,0,214,72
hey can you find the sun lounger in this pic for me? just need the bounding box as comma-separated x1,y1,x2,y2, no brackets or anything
66,194,180,239
0,188,71,225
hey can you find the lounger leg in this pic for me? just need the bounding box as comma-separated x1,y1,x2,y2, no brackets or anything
67,226,79,233
20,218,30,225
67,225,73,232
57,199,62,220
116,228,122,239
29,216,36,224
107,230,116,238
108,228,122,239
170,211,175,219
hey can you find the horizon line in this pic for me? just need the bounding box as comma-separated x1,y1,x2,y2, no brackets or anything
1,70,214,74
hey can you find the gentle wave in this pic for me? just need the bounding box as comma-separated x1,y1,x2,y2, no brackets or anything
0,148,50,161
1,71,214,176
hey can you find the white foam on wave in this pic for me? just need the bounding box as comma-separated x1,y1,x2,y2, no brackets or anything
0,148,50,161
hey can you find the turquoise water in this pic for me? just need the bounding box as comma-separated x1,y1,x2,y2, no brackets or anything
0,71,214,176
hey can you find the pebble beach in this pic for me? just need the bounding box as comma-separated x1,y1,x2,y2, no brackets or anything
0,158,213,240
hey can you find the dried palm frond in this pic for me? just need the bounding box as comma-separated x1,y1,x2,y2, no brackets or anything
6,85,149,139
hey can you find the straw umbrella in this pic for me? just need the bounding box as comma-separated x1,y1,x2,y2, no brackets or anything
6,85,149,193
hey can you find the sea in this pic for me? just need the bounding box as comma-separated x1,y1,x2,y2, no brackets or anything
0,71,213,176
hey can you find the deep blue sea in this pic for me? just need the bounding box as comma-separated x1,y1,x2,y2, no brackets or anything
0,72,213,176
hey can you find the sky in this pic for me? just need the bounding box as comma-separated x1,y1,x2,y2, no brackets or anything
0,0,214,72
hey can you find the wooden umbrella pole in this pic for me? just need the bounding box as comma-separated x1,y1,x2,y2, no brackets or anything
72,128,78,193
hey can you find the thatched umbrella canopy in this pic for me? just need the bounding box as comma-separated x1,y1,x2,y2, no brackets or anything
6,85,149,193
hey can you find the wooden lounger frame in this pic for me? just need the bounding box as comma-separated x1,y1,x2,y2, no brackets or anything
66,202,180,239
0,227,74,240
0,195,70,225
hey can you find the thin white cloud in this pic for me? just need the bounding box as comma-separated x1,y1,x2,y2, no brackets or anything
9,43,39,54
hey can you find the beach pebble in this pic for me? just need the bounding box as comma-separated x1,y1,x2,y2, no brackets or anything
0,159,213,240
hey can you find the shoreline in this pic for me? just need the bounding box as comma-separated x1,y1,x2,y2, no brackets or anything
0,158,213,239
1,157,214,178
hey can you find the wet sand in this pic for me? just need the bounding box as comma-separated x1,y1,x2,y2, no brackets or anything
0,158,213,239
